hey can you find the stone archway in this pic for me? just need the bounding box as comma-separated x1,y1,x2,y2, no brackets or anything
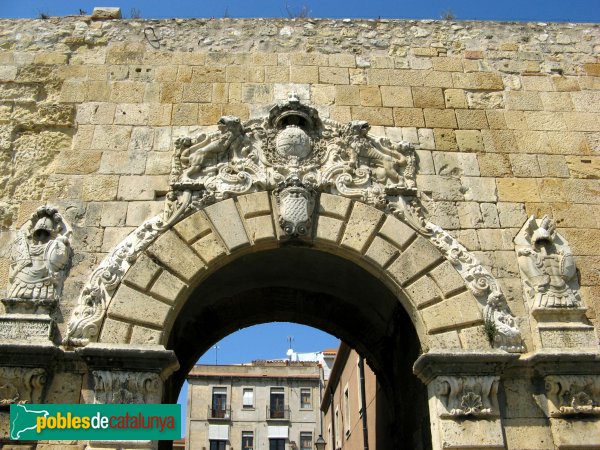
62,191,521,450
56,96,527,449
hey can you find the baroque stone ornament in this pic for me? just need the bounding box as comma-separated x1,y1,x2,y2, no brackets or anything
93,370,162,404
0,367,46,406
274,176,316,236
165,92,416,227
544,375,600,417
63,216,164,346
394,203,523,352
3,206,71,314
434,375,500,418
515,215,581,309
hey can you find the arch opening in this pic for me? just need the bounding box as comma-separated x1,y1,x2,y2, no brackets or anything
164,246,431,449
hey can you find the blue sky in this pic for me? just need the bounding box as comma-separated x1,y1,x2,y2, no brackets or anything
1,0,599,22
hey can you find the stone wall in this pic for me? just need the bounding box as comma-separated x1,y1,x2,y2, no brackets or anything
1,17,598,342
0,15,599,450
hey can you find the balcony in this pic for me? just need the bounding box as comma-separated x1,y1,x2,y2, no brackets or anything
208,406,231,421
266,405,290,421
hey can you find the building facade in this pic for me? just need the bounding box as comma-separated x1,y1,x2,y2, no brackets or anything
187,362,322,450
321,343,391,450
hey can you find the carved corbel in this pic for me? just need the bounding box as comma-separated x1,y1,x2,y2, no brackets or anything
0,367,47,406
434,376,500,418
544,375,600,417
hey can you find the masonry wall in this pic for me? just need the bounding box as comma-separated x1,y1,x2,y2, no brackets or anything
0,17,599,352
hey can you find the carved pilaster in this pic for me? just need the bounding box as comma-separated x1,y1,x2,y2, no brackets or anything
434,376,500,418
93,370,162,405
544,375,600,417
0,367,46,406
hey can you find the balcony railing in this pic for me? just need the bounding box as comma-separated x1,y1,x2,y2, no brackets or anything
208,406,231,420
266,405,290,421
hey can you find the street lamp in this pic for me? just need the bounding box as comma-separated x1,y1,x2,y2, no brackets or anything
314,435,326,450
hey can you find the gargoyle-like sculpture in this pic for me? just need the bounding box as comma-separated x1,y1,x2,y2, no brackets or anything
344,120,412,192
179,116,248,180
6,206,71,308
515,215,581,309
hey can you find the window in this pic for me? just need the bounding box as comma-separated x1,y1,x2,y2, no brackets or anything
242,431,254,450
356,357,364,416
300,388,311,409
343,386,350,436
334,408,340,449
270,387,285,418
210,440,226,450
242,388,254,409
300,432,313,450
269,438,285,450
212,387,227,418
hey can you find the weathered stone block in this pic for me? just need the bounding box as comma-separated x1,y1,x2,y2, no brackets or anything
424,108,457,129
319,67,349,85
192,233,228,264
433,152,480,176
318,193,351,220
55,151,102,174
387,236,444,286
82,175,119,201
412,86,444,108
237,192,271,218
99,317,131,344
117,176,169,201
123,253,161,291
245,215,276,243
378,216,415,250
429,261,466,298
147,230,205,281
497,178,541,202
380,86,412,107
421,291,482,333
453,72,503,90
129,326,162,345
108,284,171,328
174,211,212,244
393,108,425,127
341,202,384,253
315,216,344,244
364,236,398,268
405,275,442,308
455,130,484,151
150,270,187,304
204,199,249,250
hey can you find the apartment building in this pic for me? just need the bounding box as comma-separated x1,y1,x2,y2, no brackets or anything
186,361,323,450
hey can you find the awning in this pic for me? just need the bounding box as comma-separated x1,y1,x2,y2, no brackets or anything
208,424,229,440
268,426,289,439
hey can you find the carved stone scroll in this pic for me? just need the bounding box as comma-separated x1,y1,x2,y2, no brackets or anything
434,376,500,418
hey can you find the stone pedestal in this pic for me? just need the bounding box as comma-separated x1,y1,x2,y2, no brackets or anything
532,308,598,350
0,297,58,343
